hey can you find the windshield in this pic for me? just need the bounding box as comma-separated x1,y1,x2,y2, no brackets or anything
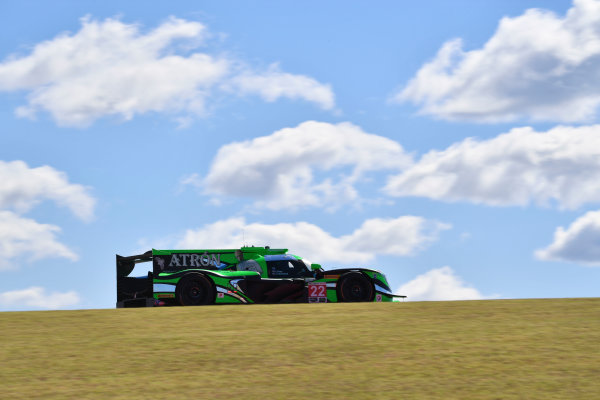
266,259,313,278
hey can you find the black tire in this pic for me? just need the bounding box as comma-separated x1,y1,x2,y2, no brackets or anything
176,273,215,306
337,272,374,302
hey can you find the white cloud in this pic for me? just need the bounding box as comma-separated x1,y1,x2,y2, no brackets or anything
385,125,600,209
2,16,225,126
394,0,600,123
0,16,335,127
176,216,449,264
536,210,600,265
0,160,93,269
230,64,335,110
342,217,451,257
0,160,95,221
0,211,78,270
200,121,411,210
0,286,80,310
397,266,492,301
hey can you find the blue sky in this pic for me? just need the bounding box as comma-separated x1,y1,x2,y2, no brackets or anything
2,0,599,310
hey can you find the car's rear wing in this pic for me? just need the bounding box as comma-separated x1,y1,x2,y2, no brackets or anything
116,251,152,277
116,251,153,308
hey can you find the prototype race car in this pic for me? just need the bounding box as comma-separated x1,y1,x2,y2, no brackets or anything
116,246,405,307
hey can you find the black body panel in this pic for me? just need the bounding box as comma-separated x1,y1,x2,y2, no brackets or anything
237,279,305,303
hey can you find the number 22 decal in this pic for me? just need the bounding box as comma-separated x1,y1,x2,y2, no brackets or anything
308,283,327,298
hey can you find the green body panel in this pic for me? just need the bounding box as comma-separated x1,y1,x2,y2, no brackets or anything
327,286,338,302
153,247,286,262
156,270,259,279
153,269,258,304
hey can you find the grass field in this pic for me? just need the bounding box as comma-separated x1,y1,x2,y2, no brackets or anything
1,298,599,399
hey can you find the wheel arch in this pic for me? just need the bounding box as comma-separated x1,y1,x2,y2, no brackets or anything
336,271,375,302
175,271,217,305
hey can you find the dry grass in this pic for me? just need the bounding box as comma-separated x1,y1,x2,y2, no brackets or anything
1,298,599,399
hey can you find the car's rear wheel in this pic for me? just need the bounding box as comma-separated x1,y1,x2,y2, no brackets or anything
176,273,215,306
337,272,374,302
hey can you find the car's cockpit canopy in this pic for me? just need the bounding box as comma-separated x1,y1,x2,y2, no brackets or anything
263,255,314,278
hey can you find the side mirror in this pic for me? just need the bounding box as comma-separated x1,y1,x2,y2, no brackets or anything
310,263,322,271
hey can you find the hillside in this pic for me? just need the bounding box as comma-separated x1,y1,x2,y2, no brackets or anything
1,298,598,399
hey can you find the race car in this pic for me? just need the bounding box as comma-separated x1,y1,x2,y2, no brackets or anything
116,246,405,307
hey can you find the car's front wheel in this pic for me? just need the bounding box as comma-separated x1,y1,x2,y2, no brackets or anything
337,272,374,302
176,273,215,306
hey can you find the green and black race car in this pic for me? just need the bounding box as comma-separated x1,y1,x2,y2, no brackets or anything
116,246,404,307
